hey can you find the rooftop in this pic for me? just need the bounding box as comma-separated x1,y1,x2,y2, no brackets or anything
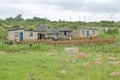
45,29,60,34
58,27,72,32
35,24,48,32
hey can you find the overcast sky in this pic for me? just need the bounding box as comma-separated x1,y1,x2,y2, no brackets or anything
0,0,120,21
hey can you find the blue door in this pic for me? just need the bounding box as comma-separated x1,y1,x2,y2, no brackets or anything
56,33,59,38
86,31,89,37
19,32,23,41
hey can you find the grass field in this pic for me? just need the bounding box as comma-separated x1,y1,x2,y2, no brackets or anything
0,48,120,80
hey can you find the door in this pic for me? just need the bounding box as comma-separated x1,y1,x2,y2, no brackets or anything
39,34,43,39
86,31,89,37
19,32,23,41
64,31,67,35
56,33,59,38
38,34,45,39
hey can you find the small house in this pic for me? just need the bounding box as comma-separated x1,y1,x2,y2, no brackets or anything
58,27,73,39
73,26,98,38
35,25,48,39
7,28,37,41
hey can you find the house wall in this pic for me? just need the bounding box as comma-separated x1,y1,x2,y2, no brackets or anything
8,30,24,41
23,31,38,41
45,33,54,38
7,30,38,41
59,31,72,38
45,33,60,39
73,29,98,38
92,30,98,37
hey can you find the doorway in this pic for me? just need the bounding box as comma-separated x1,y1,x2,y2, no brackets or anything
19,32,23,41
38,34,45,39
86,31,89,37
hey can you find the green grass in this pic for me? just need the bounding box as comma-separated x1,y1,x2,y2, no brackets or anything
98,30,120,43
0,49,120,80
79,44,120,53
0,41,120,53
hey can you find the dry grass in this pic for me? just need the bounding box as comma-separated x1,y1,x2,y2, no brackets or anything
109,72,120,76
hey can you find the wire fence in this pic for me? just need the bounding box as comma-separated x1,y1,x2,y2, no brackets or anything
0,38,118,53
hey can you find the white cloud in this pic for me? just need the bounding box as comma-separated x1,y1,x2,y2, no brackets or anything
0,0,120,21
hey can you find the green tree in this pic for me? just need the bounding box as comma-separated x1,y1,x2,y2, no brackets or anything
0,28,7,40
14,14,23,21
100,21,114,27
106,28,119,38
12,24,20,28
5,17,14,22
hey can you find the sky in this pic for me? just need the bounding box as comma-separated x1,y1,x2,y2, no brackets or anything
0,0,120,21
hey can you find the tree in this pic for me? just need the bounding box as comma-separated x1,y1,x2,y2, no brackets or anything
14,14,23,21
12,24,20,28
106,28,119,38
5,17,14,22
28,27,33,30
100,20,114,27
0,27,7,40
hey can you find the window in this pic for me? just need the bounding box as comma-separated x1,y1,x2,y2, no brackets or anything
82,31,85,35
14,32,18,37
93,30,95,35
29,32,33,36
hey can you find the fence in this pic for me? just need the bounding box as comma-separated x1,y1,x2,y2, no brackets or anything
16,38,114,46
0,38,119,53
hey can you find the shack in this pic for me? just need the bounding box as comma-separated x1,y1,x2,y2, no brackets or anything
7,28,37,41
73,26,98,38
35,25,48,39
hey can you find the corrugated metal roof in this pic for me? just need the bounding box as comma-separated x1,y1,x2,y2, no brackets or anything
58,27,72,32
35,24,48,32
45,29,60,34
78,26,98,30
8,28,38,32
8,28,24,31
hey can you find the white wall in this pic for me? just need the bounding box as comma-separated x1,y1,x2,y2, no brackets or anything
7,30,38,41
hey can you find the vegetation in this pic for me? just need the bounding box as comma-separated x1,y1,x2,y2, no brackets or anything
106,28,119,38
0,42,120,53
0,14,120,80
0,48,120,80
